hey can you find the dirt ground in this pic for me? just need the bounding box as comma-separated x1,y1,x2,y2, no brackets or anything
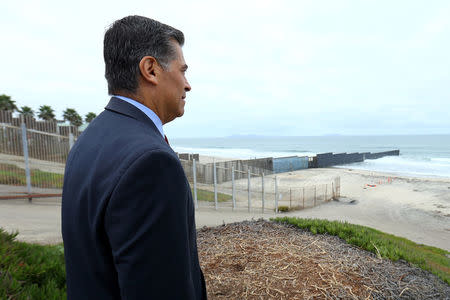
198,220,449,299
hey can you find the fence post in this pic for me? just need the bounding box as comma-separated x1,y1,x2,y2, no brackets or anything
193,159,198,209
232,166,236,211
69,133,74,149
289,188,292,208
332,181,334,199
214,161,218,210
324,184,327,202
302,187,305,209
261,172,265,213
21,123,32,202
337,177,341,198
275,176,278,213
247,167,251,212
314,186,316,207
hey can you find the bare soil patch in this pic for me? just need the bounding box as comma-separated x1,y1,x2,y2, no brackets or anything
197,220,449,299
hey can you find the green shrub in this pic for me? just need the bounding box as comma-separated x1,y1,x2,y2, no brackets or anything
277,205,290,212
0,228,66,299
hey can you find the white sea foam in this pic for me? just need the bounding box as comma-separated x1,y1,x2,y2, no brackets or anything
337,156,450,178
430,157,450,163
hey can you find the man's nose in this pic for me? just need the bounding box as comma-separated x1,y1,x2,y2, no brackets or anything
185,79,191,92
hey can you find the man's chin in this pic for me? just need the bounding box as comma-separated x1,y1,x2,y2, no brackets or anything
178,105,185,117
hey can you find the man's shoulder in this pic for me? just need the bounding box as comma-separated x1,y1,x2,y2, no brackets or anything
68,108,175,174
125,148,182,174
80,108,163,145
93,108,154,132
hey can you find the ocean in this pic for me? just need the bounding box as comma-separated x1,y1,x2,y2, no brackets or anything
171,135,450,178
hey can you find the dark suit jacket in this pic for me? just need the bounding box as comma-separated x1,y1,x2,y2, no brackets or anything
62,97,207,300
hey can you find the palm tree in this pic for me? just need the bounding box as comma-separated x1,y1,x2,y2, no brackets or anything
38,105,56,121
0,94,17,111
85,112,97,123
63,108,83,127
19,106,34,117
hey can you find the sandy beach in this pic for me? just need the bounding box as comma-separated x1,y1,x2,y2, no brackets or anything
288,167,450,250
197,155,236,164
0,156,449,251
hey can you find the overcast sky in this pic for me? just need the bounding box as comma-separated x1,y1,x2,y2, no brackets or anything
1,0,449,137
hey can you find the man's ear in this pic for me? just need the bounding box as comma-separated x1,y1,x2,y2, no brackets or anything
139,56,159,85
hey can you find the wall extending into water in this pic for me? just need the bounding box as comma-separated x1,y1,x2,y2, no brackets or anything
311,150,399,168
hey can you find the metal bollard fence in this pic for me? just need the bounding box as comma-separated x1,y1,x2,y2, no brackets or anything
274,176,278,213
213,161,218,210
232,166,236,210
261,172,265,213
176,157,341,213
247,167,251,212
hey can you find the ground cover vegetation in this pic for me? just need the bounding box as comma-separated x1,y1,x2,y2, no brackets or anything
0,163,63,188
273,217,450,285
0,229,66,299
192,187,232,202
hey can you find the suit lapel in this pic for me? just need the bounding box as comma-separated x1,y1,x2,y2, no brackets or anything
105,97,160,134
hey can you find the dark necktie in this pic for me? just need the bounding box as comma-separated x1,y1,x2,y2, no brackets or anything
164,135,170,145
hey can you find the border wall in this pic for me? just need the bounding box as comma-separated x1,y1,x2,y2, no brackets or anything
364,150,400,159
178,154,310,180
311,150,399,168
273,156,308,173
240,157,273,171
179,149,399,178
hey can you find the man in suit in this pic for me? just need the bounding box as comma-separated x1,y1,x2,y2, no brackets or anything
62,15,207,299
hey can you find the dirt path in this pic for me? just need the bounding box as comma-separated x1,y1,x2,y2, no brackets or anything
0,153,65,174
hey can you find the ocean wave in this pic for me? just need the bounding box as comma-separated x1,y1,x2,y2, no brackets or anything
430,157,450,163
338,156,450,178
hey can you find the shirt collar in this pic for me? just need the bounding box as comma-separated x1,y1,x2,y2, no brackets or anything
112,95,164,138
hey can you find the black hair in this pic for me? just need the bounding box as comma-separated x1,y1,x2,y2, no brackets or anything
104,15,184,95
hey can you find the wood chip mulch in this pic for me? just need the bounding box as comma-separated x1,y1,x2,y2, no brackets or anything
197,220,449,299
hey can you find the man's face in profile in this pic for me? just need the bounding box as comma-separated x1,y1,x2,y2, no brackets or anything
157,40,191,123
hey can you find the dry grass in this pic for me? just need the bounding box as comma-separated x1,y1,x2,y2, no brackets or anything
197,220,449,299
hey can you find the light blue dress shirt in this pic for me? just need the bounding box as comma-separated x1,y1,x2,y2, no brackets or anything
113,95,164,138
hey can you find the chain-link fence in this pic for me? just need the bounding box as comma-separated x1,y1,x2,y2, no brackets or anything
180,159,340,213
